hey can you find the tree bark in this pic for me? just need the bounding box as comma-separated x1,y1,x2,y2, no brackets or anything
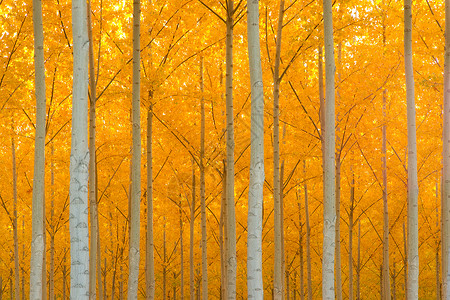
304,164,312,300
70,0,90,297
323,0,336,298
357,220,361,300
30,0,46,297
443,0,450,298
247,0,265,297
199,57,208,300
127,0,142,298
11,132,19,300
349,173,355,300
272,2,285,299
87,0,100,298
146,105,155,300
190,162,196,300
225,1,237,298
404,0,419,298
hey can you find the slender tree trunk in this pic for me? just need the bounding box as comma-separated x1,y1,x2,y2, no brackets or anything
199,57,208,300
437,178,441,300
87,0,100,298
272,2,285,299
323,0,336,298
225,1,236,298
128,0,142,298
335,42,343,300
304,165,312,300
382,88,391,300
357,220,361,300
49,143,55,300
404,1,419,298
298,192,304,300
70,0,90,297
190,161,196,300
349,173,355,300
403,222,407,299
220,162,228,300
443,0,450,298
30,0,46,297
393,261,397,300
163,219,167,300
146,104,155,300
247,0,265,297
11,132,19,300
180,198,184,300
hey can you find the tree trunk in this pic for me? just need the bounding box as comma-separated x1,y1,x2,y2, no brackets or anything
403,222,407,299
128,0,142,298
220,161,228,300
404,1,419,298
199,57,208,300
349,173,355,300
335,42,342,300
382,88,391,300
443,0,450,298
30,0,46,297
437,179,441,300
190,161,196,300
298,192,304,300
87,0,100,298
225,1,236,298
180,199,184,300
163,219,167,300
272,2,285,299
357,220,361,300
304,165,312,300
247,0,265,298
146,105,155,300
11,132,19,300
323,0,336,298
70,0,90,297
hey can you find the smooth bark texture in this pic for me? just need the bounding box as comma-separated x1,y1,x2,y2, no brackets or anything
382,88,391,300
127,0,142,298
30,0,46,298
323,0,336,298
272,2,285,299
404,0,419,298
12,133,19,300
357,220,361,300
335,42,342,300
349,173,355,300
443,0,450,298
304,175,312,300
200,57,208,300
247,0,265,298
225,1,237,298
70,0,90,297
87,0,99,297
220,162,228,300
146,106,155,300
190,162,196,300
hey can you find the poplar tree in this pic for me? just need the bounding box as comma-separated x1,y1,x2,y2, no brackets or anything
70,0,90,297
247,0,264,298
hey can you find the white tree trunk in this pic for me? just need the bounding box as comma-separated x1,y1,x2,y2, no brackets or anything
200,57,208,300
190,161,196,300
128,0,142,298
322,0,336,299
404,0,419,298
443,0,450,299
272,2,285,299
247,0,264,298
87,0,99,298
146,105,155,300
226,1,237,298
12,133,20,300
70,0,90,298
30,0,46,298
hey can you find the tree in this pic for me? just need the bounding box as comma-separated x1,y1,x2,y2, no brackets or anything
443,0,450,298
128,0,142,298
247,0,265,298
70,0,90,297
404,0,419,298
272,1,285,299
30,0,46,298
322,0,336,299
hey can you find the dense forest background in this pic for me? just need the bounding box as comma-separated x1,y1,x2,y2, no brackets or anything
0,0,447,298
